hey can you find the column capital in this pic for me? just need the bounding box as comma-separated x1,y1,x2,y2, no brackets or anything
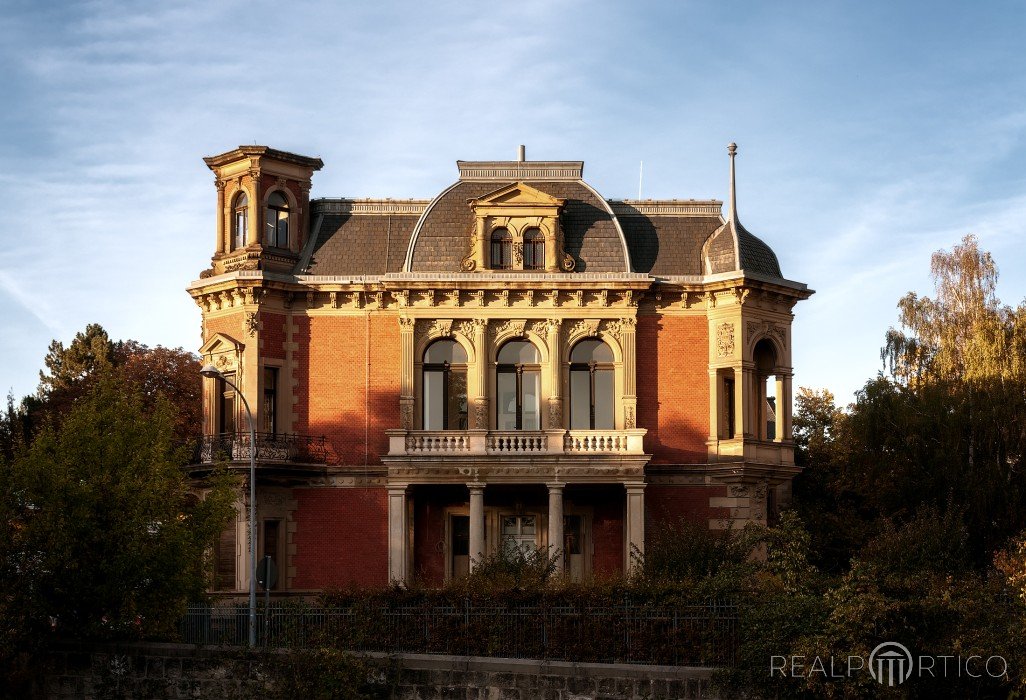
624,482,646,493
546,481,566,491
467,481,486,493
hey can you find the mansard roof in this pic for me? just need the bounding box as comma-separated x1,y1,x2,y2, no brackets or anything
301,151,787,280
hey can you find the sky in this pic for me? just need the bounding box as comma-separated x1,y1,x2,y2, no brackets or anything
1,0,1025,407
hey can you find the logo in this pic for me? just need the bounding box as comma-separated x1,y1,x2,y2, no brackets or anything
869,641,914,686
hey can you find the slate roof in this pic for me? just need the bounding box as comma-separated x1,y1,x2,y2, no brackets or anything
298,163,787,280
305,212,419,275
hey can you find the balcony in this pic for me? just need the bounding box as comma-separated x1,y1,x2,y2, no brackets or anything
388,429,647,457
191,432,330,466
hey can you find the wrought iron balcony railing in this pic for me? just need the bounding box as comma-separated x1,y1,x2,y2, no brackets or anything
192,432,329,466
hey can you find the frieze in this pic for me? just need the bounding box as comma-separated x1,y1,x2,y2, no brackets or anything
428,319,454,337
568,319,601,340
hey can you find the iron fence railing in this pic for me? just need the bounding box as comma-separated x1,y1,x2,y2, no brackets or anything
178,601,738,667
190,432,329,465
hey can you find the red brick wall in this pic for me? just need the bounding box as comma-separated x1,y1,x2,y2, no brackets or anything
292,314,400,465
204,314,245,344
636,315,709,464
260,312,286,360
290,487,388,588
645,485,729,537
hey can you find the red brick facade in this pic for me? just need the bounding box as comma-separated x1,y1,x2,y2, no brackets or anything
191,145,809,594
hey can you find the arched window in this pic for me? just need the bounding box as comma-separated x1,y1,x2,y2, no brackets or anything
496,340,540,430
265,191,290,248
569,339,614,429
490,227,512,270
233,192,249,249
523,228,544,270
423,339,468,430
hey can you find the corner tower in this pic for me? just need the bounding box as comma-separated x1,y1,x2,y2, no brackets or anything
203,146,323,276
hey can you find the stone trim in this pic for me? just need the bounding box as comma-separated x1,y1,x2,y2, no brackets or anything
609,200,723,217
457,161,584,180
312,199,429,215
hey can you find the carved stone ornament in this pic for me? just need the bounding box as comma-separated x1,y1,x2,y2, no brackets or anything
245,312,260,337
473,399,489,429
569,319,601,340
548,401,562,427
728,484,750,498
398,316,416,332
624,405,636,429
716,322,735,357
461,255,476,272
605,317,636,341
400,402,414,430
561,252,576,272
213,353,235,371
429,319,454,337
393,290,410,308
513,242,524,265
497,319,527,338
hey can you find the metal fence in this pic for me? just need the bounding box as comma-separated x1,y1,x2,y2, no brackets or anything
178,601,738,666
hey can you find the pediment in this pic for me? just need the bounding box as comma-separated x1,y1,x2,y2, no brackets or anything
469,182,564,209
200,332,244,356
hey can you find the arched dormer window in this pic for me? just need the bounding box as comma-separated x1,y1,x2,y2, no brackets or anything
265,191,290,248
496,339,540,430
523,227,544,270
490,228,512,270
569,339,614,429
423,339,468,430
232,192,249,249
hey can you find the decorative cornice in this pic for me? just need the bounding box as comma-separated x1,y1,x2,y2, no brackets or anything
312,199,429,215
609,200,723,217
457,161,584,181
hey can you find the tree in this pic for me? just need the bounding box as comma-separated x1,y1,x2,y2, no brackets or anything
0,377,236,655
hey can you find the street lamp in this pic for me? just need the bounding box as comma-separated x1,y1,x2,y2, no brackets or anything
200,363,257,647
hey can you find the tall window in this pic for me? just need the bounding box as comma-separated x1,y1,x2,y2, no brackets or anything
723,374,736,439
490,227,512,270
496,340,540,430
523,227,544,270
569,339,614,429
233,192,249,249
262,367,278,435
262,520,281,590
265,191,290,248
215,526,236,590
423,339,468,430
216,372,236,435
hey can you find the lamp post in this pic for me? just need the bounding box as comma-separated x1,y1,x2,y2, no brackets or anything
200,363,257,647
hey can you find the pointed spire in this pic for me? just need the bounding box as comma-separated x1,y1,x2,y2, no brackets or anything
727,142,739,225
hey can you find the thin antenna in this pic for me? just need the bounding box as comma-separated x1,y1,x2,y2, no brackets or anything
638,160,643,200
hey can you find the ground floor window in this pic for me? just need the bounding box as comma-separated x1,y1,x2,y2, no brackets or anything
501,515,538,556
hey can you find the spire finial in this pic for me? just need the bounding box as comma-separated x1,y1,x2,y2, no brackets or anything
727,142,739,224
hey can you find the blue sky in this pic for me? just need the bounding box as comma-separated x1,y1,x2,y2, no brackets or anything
2,0,1025,406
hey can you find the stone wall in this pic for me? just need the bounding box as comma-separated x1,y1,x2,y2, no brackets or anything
42,642,720,699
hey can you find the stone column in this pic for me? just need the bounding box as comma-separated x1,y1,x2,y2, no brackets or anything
780,372,793,441
734,364,746,438
474,217,487,270
741,363,756,438
215,180,226,254
387,485,409,585
468,483,486,569
708,369,720,440
545,319,562,428
619,317,638,428
625,483,646,572
547,483,565,573
399,317,415,430
472,319,489,429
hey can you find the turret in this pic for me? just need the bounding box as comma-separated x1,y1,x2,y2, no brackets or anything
202,146,323,276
